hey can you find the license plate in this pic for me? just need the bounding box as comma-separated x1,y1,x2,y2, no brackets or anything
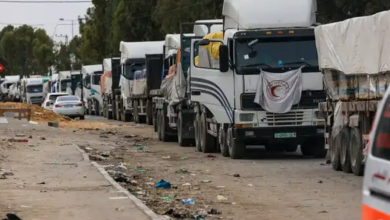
274,132,296,138
64,105,73,108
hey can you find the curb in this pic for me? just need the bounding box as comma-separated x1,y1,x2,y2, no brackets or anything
74,144,169,220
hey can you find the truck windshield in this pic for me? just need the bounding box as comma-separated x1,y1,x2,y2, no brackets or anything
123,63,145,80
92,71,103,85
372,96,390,161
27,85,43,93
60,79,71,92
235,36,318,73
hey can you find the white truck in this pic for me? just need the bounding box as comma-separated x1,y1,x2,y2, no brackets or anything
1,76,21,101
101,57,121,120
21,77,44,105
81,65,103,116
152,20,223,145
316,10,390,176
117,41,164,122
175,0,325,159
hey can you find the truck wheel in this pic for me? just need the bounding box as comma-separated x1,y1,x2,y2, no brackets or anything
117,100,122,121
330,131,342,171
87,100,92,115
339,127,352,173
94,101,100,116
349,127,364,176
227,127,245,159
199,111,216,153
157,110,162,141
146,100,153,125
219,125,229,157
178,111,191,147
194,112,201,152
161,106,172,142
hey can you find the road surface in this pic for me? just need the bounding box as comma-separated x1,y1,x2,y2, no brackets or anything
0,115,362,220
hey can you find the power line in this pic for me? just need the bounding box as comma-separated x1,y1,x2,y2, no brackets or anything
0,0,91,3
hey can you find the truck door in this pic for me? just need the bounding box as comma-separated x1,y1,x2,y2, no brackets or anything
189,38,234,124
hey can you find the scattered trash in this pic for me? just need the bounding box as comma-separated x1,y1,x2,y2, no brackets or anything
15,134,26,137
39,136,46,140
319,210,328,214
180,157,188,160
162,155,171,159
28,144,34,148
100,135,109,138
7,138,28,143
0,169,14,179
318,180,323,184
155,180,171,189
181,198,195,204
217,186,226,188
40,189,47,193
233,174,240,177
182,183,191,186
28,135,33,139
136,191,145,195
206,154,216,158
161,196,173,200
130,180,138,185
201,180,212,183
134,169,146,173
145,182,154,185
190,173,196,176
217,195,227,201
3,213,23,220
37,182,46,185
248,184,253,187
208,208,221,215
89,154,107,161
135,146,145,151
48,121,59,128
231,202,236,205
108,171,131,183
124,135,138,138
85,147,93,151
100,151,110,157
175,169,189,174
114,163,127,170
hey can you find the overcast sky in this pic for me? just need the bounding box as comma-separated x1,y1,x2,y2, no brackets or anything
0,1,93,43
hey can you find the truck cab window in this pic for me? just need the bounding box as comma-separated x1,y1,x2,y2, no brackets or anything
123,63,145,80
194,41,221,70
84,75,91,89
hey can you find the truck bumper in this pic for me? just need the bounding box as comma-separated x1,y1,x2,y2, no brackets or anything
235,125,324,145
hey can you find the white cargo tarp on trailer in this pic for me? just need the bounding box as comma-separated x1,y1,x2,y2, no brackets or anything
120,41,164,60
315,10,390,75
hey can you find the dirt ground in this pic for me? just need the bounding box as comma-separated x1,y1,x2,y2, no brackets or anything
0,115,362,220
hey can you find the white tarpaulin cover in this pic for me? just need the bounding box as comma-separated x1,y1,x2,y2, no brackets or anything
315,10,390,75
160,62,187,105
132,69,147,95
223,0,316,29
254,68,303,113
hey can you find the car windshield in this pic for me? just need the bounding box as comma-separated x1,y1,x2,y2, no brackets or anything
57,96,79,102
372,95,390,161
27,85,43,93
123,63,145,80
92,72,103,85
235,36,318,73
60,79,71,92
49,94,66,102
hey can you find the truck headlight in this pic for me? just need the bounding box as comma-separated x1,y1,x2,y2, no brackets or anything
239,113,254,122
314,111,324,119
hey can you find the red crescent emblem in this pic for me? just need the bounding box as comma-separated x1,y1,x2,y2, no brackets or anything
270,85,280,97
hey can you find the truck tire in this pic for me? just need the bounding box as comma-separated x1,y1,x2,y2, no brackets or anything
194,112,201,152
117,99,122,121
146,100,153,125
133,100,139,123
157,110,162,141
339,127,352,173
227,127,245,159
330,131,342,171
349,127,364,176
161,105,172,142
178,111,191,147
87,100,92,115
219,125,229,157
107,111,113,120
199,111,217,153
94,101,100,116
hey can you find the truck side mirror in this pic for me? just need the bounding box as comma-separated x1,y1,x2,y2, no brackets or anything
198,39,210,46
219,45,229,73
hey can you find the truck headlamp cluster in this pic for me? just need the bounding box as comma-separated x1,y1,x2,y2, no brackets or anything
239,113,254,122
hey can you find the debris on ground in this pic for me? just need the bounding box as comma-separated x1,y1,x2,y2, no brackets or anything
3,213,23,220
15,134,26,137
48,121,59,128
155,180,171,189
200,180,212,183
175,169,189,174
124,134,138,138
107,170,132,183
135,146,145,151
206,154,216,158
6,138,28,143
233,174,240,178
162,155,171,159
39,136,46,140
217,195,227,201
89,154,107,161
181,198,195,204
0,169,14,179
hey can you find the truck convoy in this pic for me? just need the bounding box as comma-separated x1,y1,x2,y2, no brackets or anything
315,10,390,178
117,41,164,122
81,65,103,116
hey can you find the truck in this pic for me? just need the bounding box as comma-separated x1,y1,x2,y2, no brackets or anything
81,65,103,116
152,20,223,145
1,76,21,102
166,0,325,159
316,10,390,176
20,77,44,105
117,41,164,122
101,57,121,120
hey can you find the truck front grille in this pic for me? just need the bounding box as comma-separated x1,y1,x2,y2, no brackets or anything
265,111,304,126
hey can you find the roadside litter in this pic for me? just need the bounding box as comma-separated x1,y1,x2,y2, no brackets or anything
200,180,211,183
0,169,14,179
155,180,171,189
206,154,216,158
181,198,195,204
217,195,227,201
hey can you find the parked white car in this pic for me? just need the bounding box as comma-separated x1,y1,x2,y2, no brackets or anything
42,93,69,110
53,95,85,120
